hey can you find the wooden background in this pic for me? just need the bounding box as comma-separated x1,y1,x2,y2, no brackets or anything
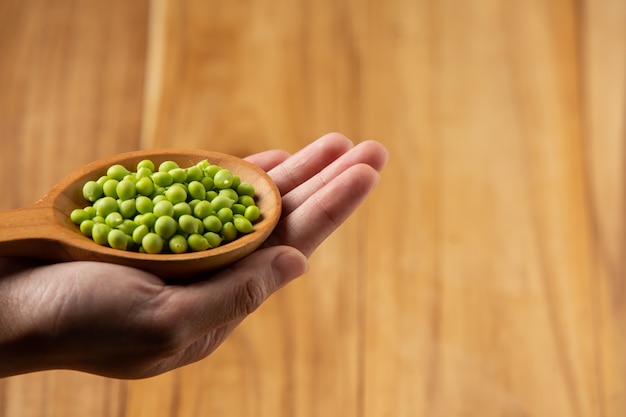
1,0,626,415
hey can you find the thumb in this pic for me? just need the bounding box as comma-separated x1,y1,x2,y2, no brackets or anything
172,246,309,334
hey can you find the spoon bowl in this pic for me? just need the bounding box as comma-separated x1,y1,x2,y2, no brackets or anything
0,149,282,278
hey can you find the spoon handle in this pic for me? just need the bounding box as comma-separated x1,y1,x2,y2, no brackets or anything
0,201,69,260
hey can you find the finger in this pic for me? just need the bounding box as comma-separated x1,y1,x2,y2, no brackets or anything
244,149,291,172
281,140,388,215
266,163,381,257
160,246,308,338
267,132,354,195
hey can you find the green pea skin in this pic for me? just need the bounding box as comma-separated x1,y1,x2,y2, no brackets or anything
142,232,164,254
102,179,119,198
193,200,212,219
70,208,90,225
169,235,188,254
132,224,149,245
152,171,173,187
173,202,192,218
137,159,155,172
135,177,154,196
158,160,179,172
119,199,136,218
153,200,175,217
186,166,203,182
136,195,154,214
234,216,253,234
165,185,187,204
213,169,234,189
105,212,124,228
179,214,199,234
107,164,130,181
92,223,111,245
188,234,210,251
244,205,261,222
169,168,187,183
221,222,237,242
204,232,222,248
217,207,233,224
187,181,206,200
202,215,222,233
154,215,177,239
82,181,103,202
94,197,118,218
79,220,95,237
237,182,255,197
108,229,129,250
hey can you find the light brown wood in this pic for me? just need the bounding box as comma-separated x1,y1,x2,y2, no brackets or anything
1,0,626,416
0,149,281,278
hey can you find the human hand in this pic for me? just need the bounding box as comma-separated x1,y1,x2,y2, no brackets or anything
0,133,388,378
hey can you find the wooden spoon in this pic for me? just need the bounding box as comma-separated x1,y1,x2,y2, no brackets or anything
0,149,282,278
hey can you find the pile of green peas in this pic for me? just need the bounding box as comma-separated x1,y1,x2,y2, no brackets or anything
70,159,261,254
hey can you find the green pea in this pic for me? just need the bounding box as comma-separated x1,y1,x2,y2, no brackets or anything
136,166,152,179
169,168,187,183
92,223,111,245
193,200,212,219
165,185,187,204
79,219,95,237
94,196,118,218
238,195,255,207
204,165,221,178
152,171,173,187
108,229,129,250
154,215,177,239
70,208,90,225
153,200,174,217
137,159,155,172
169,235,188,254
158,160,179,172
179,214,199,234
237,182,255,197
221,221,237,242
84,206,97,219
231,175,240,190
152,194,167,204
117,219,138,235
234,216,253,234
116,179,136,201
132,224,149,245
135,177,155,196
210,195,233,212
96,175,110,186
186,166,203,182
92,215,105,224
107,164,130,181
137,212,157,229
232,203,246,216
188,181,206,200
213,169,234,189
202,215,222,233
136,195,154,214
173,202,192,218
102,179,119,198
201,176,214,192
196,159,210,170
218,188,238,202
82,181,103,202
105,212,124,228
188,234,210,251
244,205,261,222
142,232,164,254
206,190,218,201
204,232,222,248
119,199,136,218
216,207,233,224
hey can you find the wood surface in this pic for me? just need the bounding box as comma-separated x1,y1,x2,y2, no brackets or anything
1,0,625,415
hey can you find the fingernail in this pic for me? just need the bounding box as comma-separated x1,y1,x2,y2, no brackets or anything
272,249,309,287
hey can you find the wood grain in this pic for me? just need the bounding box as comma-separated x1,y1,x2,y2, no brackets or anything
1,0,626,416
